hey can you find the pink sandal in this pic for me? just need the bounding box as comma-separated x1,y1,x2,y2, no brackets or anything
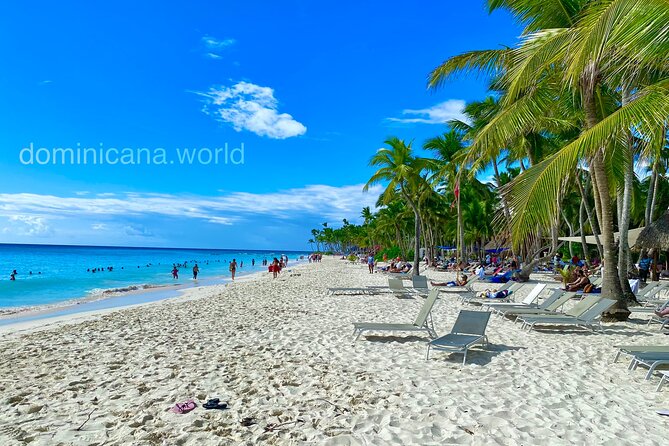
171,400,196,414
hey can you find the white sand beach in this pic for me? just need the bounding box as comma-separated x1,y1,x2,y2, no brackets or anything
1,257,668,445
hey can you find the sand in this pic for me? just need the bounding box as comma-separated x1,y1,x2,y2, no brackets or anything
0,257,667,445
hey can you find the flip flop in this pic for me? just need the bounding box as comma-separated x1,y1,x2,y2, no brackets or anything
203,400,228,410
171,400,197,414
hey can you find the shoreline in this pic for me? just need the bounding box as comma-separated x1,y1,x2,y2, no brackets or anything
0,262,303,332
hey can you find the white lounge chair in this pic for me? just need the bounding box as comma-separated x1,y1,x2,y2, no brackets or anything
656,371,669,391
388,278,414,298
411,275,429,296
515,294,602,325
328,287,384,296
461,281,523,305
613,345,669,363
352,288,440,341
519,298,615,332
494,291,576,318
426,310,491,364
629,352,669,380
482,283,546,311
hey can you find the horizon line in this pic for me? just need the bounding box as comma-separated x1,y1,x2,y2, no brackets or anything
0,242,310,253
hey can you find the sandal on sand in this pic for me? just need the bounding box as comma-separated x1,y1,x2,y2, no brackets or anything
203,399,228,410
171,400,196,414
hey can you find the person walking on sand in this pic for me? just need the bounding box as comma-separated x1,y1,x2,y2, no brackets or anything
270,257,280,279
171,266,179,279
229,259,238,280
367,253,375,274
192,264,199,280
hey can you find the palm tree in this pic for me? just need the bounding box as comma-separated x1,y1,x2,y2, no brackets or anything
424,130,466,261
428,0,669,319
364,137,435,275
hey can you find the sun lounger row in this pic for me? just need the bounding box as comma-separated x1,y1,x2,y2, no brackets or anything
352,289,492,364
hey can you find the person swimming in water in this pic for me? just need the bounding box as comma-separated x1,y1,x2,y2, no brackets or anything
171,266,179,279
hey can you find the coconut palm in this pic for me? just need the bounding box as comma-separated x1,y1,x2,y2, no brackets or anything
428,0,669,319
364,137,435,275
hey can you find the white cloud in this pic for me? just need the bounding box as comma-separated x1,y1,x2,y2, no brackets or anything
0,184,381,227
92,223,107,230
202,36,236,50
388,99,467,125
7,215,53,236
197,81,307,139
201,36,235,60
124,225,154,237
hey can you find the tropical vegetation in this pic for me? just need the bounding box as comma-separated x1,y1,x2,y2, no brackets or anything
309,0,669,320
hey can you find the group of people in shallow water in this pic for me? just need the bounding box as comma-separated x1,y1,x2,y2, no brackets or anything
9,255,294,283
8,269,41,280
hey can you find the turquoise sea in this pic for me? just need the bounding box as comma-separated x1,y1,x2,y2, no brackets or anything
0,244,307,309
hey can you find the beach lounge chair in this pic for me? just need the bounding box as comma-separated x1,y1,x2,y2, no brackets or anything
482,283,546,311
426,310,491,364
462,281,523,304
519,298,615,332
613,345,669,363
352,288,440,341
629,297,669,315
328,287,384,296
411,275,429,296
388,278,414,298
637,281,661,299
494,291,576,318
629,352,669,380
638,282,669,305
388,266,413,280
515,294,602,325
656,371,669,391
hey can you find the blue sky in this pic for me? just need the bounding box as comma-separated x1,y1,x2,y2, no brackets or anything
0,1,521,249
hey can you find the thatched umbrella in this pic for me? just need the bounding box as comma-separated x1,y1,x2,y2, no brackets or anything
635,210,669,250
634,210,669,280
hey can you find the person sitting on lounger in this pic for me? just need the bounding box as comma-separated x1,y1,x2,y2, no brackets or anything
655,307,669,318
431,274,468,287
564,270,590,291
390,262,411,273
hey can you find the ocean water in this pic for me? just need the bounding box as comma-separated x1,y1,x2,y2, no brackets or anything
0,244,307,309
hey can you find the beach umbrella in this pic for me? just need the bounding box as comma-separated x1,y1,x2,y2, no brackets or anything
634,211,669,250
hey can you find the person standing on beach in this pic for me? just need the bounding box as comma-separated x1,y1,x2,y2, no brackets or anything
270,257,280,279
192,264,199,280
229,259,237,280
367,254,375,274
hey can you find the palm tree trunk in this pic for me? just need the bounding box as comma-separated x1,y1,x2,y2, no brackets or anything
561,209,575,257
579,200,590,262
584,81,628,319
592,150,628,319
401,188,421,276
457,188,465,264
577,172,604,259
617,87,636,303
645,162,657,225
